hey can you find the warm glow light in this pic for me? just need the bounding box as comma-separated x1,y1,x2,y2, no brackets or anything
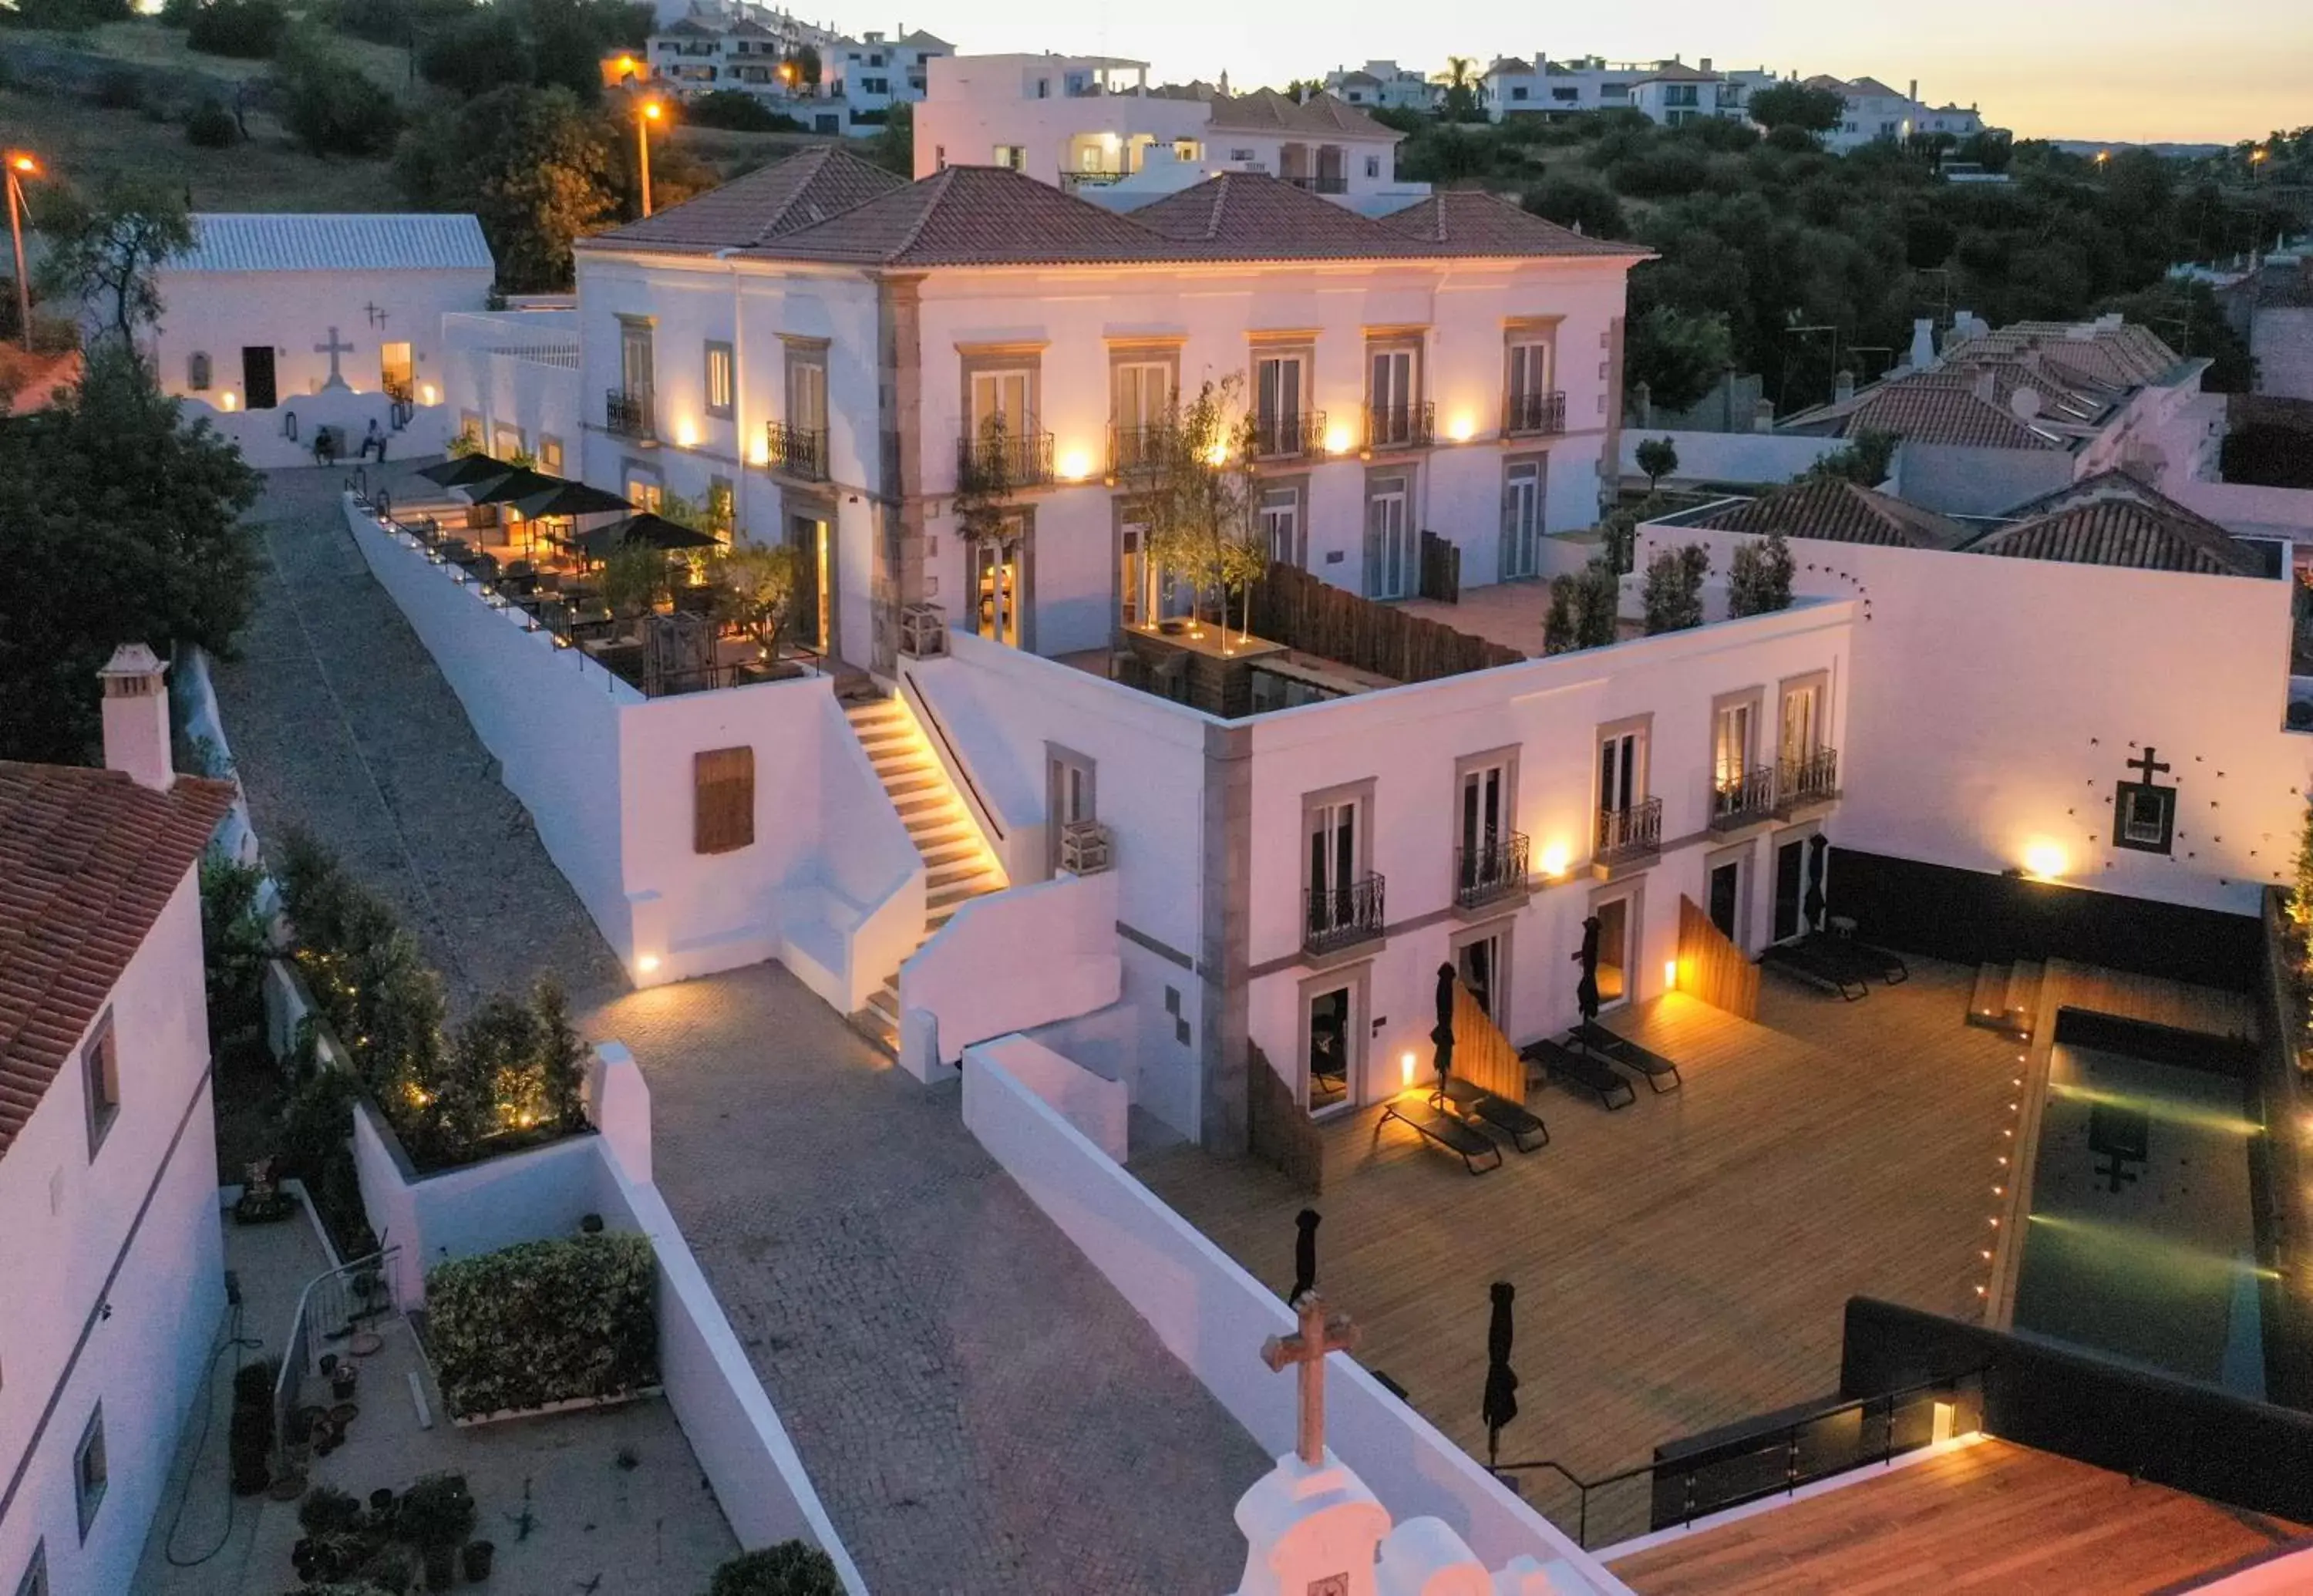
1664,959,1678,989
1204,440,1231,467
643,100,665,121
1400,1051,1416,1087
674,418,699,448
419,382,438,405
1058,447,1094,481
2022,841,2067,880
617,55,636,73
1448,413,1474,443
1538,841,1571,877
1323,424,1353,456
219,391,238,412
750,437,771,466
7,153,36,176
636,954,662,974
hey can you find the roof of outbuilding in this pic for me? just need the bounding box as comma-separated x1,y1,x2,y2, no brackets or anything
170,214,494,274
1695,477,1971,549
1377,190,1650,258
759,163,1179,265
1834,378,2066,450
1204,88,1399,140
0,763,235,1160
581,146,907,255
1960,472,2268,576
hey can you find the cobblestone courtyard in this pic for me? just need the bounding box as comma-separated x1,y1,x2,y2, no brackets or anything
218,466,1268,1592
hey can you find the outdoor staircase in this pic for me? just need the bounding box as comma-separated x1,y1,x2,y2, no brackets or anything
841,693,1008,1052
1968,959,2045,1040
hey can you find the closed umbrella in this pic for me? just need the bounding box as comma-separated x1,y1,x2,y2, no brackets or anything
1289,1207,1320,1305
1805,833,1832,935
574,513,722,557
1431,962,1457,1096
511,480,631,519
1574,916,1602,1023
416,454,510,488
1482,1281,1519,1469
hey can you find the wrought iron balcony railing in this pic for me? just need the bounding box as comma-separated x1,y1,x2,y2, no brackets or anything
1365,399,1436,452
956,426,1055,490
1594,799,1662,862
1709,766,1779,830
604,387,654,439
1779,746,1840,810
1109,422,1177,477
1305,872,1386,955
1455,831,1530,910
1253,409,1326,460
764,420,828,480
1503,389,1567,436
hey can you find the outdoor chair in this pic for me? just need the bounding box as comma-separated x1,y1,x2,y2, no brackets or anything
1758,940,1870,1001
1433,1076,1549,1152
1573,1022,1682,1093
1381,1102,1503,1174
1520,1038,1637,1110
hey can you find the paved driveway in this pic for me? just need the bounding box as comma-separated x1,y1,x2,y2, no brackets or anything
221,466,1268,1593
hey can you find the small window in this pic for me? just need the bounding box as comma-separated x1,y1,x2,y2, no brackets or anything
74,1407,106,1541
2113,783,2176,853
695,746,755,854
492,423,525,460
705,340,735,419
83,1014,120,1157
1364,155,1380,179
538,435,564,476
187,351,212,392
992,144,1025,170
13,1543,46,1596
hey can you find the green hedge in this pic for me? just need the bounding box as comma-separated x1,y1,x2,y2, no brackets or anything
426,1233,658,1419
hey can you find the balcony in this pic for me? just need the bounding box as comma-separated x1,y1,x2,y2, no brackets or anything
1778,746,1840,813
764,419,828,481
1454,832,1530,912
957,426,1055,490
1709,766,1778,831
604,387,654,439
1594,799,1662,867
1365,400,1436,453
1305,872,1386,957
1254,409,1326,460
1503,389,1567,437
1287,174,1349,194
1109,422,1177,478
1061,170,1123,193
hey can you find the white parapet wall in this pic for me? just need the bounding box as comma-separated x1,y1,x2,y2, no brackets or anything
901,870,1122,1072
1617,429,1846,487
959,1043,1632,1592
184,392,456,470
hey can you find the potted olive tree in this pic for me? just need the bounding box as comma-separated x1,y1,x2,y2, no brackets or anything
713,544,808,676
398,1472,476,1592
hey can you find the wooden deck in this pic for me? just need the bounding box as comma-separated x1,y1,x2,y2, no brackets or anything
1609,1438,2308,1594
1133,958,2027,1542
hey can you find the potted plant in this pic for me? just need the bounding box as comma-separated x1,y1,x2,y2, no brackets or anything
228,1359,277,1496
705,1541,843,1596
399,1472,476,1593
579,1212,604,1234
461,1539,496,1582
712,543,806,674
331,1359,359,1402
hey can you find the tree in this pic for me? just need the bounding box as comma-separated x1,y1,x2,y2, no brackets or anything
1437,56,1481,123
185,96,240,147
394,86,618,292
786,43,820,86
33,177,194,345
1727,531,1794,617
1635,436,1679,492
1746,82,1843,136
0,344,261,763
1544,555,1620,654
419,7,530,96
1520,175,1624,239
686,89,805,133
277,39,405,157
186,0,289,57
713,543,806,660
864,102,913,178
1143,376,1261,631
1625,303,1732,416
1804,427,1899,485
1641,544,1709,635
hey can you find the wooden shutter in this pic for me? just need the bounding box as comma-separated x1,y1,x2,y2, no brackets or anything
694,746,755,854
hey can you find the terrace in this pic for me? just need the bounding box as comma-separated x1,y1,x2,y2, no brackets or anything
1133,959,2029,1548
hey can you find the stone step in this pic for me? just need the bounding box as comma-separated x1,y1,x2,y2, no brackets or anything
1967,962,2010,1029
867,983,899,1022
928,877,1003,910
2005,961,2044,1039
879,768,947,799
930,863,1003,895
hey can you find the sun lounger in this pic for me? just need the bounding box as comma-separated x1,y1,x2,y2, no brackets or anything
1382,1102,1503,1173
1573,1022,1682,1093
1759,939,1869,1001
1821,935,1907,985
1433,1076,1549,1152
1519,1038,1637,1110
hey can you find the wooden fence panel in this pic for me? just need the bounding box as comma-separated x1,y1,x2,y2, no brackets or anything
1251,563,1521,685
1247,1042,1324,1194
1449,978,1527,1102
1676,894,1760,1020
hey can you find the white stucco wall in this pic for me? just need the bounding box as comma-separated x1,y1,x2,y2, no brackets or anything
0,874,222,1596
2252,306,2313,402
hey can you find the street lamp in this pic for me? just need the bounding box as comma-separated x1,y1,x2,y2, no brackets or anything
4,150,39,355
635,98,665,217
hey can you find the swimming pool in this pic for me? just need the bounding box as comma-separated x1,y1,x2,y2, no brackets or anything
2010,1015,2269,1398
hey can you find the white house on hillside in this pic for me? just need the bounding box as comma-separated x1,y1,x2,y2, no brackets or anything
0,648,236,1596
1322,61,1437,113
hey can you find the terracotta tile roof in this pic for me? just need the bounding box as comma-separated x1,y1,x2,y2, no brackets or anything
1488,57,1534,75
1839,379,2065,450
1204,88,1398,140
0,764,235,1160
1130,173,1413,259
1634,63,1722,84
581,147,907,255
1960,472,2268,576
1377,190,1651,258
1945,322,2185,389
1695,477,1971,549
760,164,1182,265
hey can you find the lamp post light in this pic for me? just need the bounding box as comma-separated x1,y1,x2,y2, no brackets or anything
637,99,665,217
5,149,39,355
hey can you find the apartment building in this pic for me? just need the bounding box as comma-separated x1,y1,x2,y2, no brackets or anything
1482,55,1775,123
642,8,950,135
1321,60,1439,113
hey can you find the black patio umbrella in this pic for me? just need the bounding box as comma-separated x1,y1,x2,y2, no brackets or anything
1431,962,1458,1093
1805,833,1832,934
416,454,510,488
462,466,565,507
510,479,632,520
573,513,722,557
1289,1207,1320,1305
1482,1281,1520,1469
1574,915,1603,1023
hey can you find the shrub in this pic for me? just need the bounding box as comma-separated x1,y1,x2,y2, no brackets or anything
685,89,803,132
1728,531,1795,617
707,1542,843,1596
227,1357,278,1495
298,1483,365,1537
1520,174,1624,239
1544,554,1620,655
187,0,288,58
185,96,240,146
425,1233,658,1419
278,46,404,157
93,67,145,110
395,1473,474,1552
1641,544,1710,635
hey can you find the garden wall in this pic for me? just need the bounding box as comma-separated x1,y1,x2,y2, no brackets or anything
1616,429,1843,487
899,871,1121,1076
958,1043,1629,1590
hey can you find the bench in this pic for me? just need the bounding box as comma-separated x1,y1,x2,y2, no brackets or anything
1574,1022,1681,1093
1381,1103,1503,1174
1520,1038,1637,1111
1433,1076,1549,1153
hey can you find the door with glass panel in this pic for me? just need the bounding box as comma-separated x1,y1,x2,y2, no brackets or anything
1779,681,1822,797
1593,894,1632,1008
1772,835,1815,943
1708,855,1744,944
1305,983,1355,1112
1507,340,1554,432
969,369,1031,472
1713,700,1755,814
787,357,828,471
970,518,1025,647
618,322,654,402
1456,929,1503,1020
1256,353,1305,454
1113,361,1170,470
1598,726,1645,853
1502,460,1543,578
1364,478,1410,599
1259,487,1300,568
1306,798,1360,943
1458,760,1508,901
1369,348,1414,445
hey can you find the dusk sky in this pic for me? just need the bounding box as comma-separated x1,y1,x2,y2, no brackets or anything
931,2,2306,146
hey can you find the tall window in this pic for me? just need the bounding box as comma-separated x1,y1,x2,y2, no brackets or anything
1362,475,1410,599
968,369,1032,443
82,1014,119,1157
1046,746,1096,875
618,318,655,398
1457,757,1510,895
492,423,524,460
1714,700,1755,793
1368,345,1417,444
1779,682,1820,767
1254,350,1307,453
73,1407,106,1541
1599,726,1645,817
538,435,564,476
1506,338,1555,430
705,340,735,419
1501,460,1542,578
787,353,828,435
1259,486,1301,567
993,143,1026,167
694,747,755,854
623,467,663,514
1112,361,1170,434
1307,796,1360,928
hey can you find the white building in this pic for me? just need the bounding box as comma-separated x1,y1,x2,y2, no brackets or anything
915,56,1411,201
141,213,494,468
1482,55,1773,124
0,648,237,1596
1322,61,1437,113
1807,74,1986,151
641,8,950,136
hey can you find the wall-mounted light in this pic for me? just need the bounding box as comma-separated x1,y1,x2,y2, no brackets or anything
636,954,662,975
1448,413,1475,443
419,382,439,406
1538,841,1571,877
673,419,699,449
1663,959,1678,990
1324,423,1353,456
2022,841,2066,880
1400,1050,1416,1088
1058,447,1093,482
220,391,238,412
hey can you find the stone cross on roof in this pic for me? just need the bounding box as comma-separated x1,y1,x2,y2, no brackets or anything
1260,1291,1359,1466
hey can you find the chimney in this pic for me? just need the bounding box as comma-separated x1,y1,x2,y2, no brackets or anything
1833,369,1856,403
1909,317,1936,369
1752,397,1776,434
99,643,174,791
1699,57,1712,72
1909,78,1917,103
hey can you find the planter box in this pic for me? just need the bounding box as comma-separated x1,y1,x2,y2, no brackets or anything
446,1385,665,1430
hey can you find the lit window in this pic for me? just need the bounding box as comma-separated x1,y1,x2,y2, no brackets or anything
705,340,736,419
